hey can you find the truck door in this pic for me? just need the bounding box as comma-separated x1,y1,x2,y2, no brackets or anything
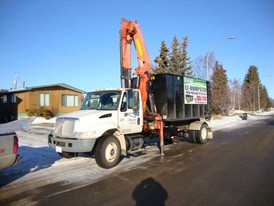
118,90,142,134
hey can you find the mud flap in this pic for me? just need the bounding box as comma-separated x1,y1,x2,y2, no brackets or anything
207,126,213,139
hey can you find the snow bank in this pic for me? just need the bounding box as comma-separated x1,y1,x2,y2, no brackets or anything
31,117,56,125
211,109,274,131
0,117,35,134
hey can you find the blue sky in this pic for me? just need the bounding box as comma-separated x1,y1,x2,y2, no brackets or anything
1,0,274,98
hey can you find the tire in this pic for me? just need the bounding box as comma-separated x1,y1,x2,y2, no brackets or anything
58,152,77,159
189,130,197,143
195,123,208,144
189,123,208,144
95,135,121,169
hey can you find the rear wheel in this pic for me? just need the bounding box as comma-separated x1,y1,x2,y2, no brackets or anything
95,135,121,169
195,123,208,144
189,123,208,144
189,130,197,143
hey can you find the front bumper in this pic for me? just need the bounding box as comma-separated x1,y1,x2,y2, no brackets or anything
48,134,97,153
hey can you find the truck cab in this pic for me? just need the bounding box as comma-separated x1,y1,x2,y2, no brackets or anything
48,88,144,168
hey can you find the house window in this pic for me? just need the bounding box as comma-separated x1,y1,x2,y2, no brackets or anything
1,95,8,103
40,93,50,106
62,94,79,107
11,94,17,103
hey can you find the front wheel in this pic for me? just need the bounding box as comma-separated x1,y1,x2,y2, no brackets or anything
58,152,77,159
95,135,121,169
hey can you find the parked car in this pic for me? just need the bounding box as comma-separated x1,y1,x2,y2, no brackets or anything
0,132,22,170
0,117,35,170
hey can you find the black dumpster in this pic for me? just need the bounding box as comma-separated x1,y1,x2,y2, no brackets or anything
242,113,247,120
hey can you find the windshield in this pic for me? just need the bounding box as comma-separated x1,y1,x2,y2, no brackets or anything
81,91,121,110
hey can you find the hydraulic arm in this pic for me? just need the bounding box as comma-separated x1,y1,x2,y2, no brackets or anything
120,18,164,155
120,19,151,110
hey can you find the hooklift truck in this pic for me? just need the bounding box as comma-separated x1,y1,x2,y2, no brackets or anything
48,19,213,169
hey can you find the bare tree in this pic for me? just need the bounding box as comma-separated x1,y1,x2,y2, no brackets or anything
206,52,216,81
192,53,216,80
229,78,242,110
192,55,205,79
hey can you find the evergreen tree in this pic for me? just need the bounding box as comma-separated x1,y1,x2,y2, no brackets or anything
211,61,230,115
154,36,193,77
180,36,192,76
169,36,181,74
259,85,271,111
153,40,170,74
271,98,274,108
241,66,259,111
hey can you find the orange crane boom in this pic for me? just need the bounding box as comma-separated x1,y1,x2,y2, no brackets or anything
120,19,164,155
120,19,151,110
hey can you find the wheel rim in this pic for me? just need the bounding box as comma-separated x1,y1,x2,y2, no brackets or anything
201,126,207,140
105,142,118,163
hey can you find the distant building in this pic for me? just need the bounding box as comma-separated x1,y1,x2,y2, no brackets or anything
0,83,85,123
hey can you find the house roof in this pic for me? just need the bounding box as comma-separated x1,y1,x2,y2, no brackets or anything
0,83,86,94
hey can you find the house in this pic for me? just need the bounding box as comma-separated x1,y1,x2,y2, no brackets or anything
0,83,85,123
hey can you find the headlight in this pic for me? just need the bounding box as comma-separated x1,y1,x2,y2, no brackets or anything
75,131,96,139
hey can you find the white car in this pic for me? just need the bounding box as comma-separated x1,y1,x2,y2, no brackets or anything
0,117,34,170
0,132,21,170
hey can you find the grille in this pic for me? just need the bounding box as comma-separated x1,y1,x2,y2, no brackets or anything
54,117,79,138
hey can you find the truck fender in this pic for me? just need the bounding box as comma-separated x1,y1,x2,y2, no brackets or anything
189,121,213,139
100,129,127,156
113,130,127,156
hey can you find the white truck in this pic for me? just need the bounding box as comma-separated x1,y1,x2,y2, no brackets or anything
48,19,213,169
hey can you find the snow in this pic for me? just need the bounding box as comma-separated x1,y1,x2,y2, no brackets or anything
0,110,273,201
0,117,35,134
211,110,274,131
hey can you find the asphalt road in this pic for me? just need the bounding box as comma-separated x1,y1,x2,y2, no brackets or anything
2,115,274,205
